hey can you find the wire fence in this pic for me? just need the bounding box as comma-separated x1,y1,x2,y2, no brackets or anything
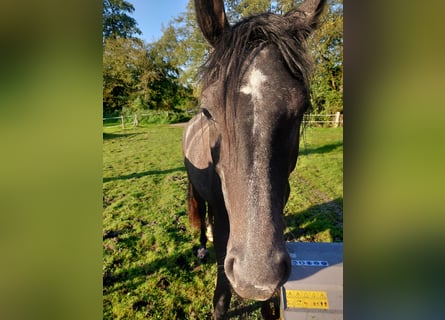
103,112,343,129
303,112,343,127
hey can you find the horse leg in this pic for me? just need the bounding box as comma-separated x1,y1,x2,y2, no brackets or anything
209,204,232,320
187,181,208,260
213,265,231,320
198,200,208,260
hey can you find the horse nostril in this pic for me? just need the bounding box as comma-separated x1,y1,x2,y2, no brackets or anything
278,252,291,284
283,258,291,283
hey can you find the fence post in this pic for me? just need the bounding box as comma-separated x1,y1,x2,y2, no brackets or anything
334,112,341,128
121,115,125,129
133,114,139,127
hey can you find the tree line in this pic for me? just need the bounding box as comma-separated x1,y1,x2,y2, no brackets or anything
103,0,343,118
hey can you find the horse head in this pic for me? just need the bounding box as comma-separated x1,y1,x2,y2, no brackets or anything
192,0,326,302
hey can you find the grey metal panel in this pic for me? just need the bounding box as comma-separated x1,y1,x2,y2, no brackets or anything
281,242,343,320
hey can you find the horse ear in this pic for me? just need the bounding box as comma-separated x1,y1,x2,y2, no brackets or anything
194,0,230,47
287,0,327,32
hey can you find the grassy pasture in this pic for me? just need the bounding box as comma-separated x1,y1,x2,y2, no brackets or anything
103,124,343,319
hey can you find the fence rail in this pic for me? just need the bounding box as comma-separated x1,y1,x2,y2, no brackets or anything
303,112,343,127
103,112,343,128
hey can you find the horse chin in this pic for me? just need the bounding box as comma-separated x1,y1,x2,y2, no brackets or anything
231,283,277,301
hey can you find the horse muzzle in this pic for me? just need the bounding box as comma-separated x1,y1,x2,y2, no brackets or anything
224,249,291,300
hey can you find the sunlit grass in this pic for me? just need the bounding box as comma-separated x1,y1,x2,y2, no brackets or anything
285,127,343,242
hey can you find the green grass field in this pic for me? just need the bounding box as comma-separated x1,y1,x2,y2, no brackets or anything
103,124,343,319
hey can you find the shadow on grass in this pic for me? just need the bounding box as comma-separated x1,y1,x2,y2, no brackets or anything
284,197,343,242
103,242,216,318
104,248,199,287
226,302,263,319
103,167,186,183
226,295,280,319
103,235,274,318
299,141,343,156
103,214,217,290
103,132,142,140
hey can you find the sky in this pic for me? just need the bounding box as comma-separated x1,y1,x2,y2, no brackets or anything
128,0,190,43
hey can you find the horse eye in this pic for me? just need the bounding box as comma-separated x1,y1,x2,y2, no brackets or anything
201,108,214,121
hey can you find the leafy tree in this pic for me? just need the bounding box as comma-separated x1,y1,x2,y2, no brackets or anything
309,0,343,113
224,0,299,19
103,36,196,116
234,0,271,17
102,0,141,41
153,1,208,88
103,37,152,115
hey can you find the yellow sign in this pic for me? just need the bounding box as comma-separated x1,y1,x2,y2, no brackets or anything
285,290,329,309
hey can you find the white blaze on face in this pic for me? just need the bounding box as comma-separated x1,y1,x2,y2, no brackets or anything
240,67,272,219
240,68,267,102
240,68,268,137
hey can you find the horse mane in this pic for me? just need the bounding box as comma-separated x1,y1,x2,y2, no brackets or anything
199,10,314,115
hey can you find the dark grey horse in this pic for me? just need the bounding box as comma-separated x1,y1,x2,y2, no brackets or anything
183,0,326,318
